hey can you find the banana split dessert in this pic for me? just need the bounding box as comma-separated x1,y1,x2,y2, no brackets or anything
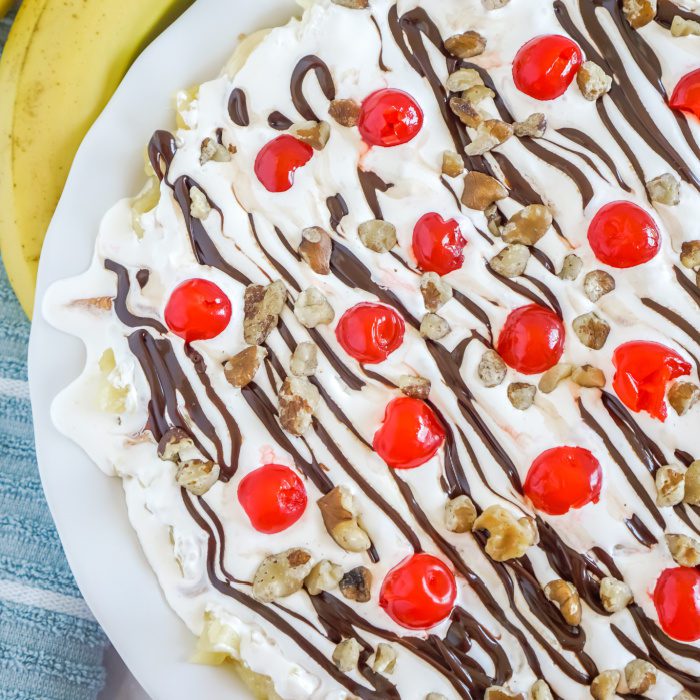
45,0,700,697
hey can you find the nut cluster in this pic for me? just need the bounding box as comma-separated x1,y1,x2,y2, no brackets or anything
157,427,220,496
244,281,286,345
317,486,371,553
278,376,320,436
252,548,314,603
473,505,538,561
544,579,582,626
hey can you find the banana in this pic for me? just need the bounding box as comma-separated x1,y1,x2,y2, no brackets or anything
0,0,193,317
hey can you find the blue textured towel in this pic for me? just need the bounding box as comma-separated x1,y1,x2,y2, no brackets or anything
0,13,108,699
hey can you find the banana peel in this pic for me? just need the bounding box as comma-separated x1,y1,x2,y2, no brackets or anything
0,0,193,317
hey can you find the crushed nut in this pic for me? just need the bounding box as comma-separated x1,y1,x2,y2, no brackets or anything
508,382,536,410
339,566,372,603
572,365,606,389
200,137,231,165
332,638,361,672
684,461,700,505
473,505,538,561
329,98,361,127
572,312,611,350
671,15,700,36
624,659,656,694
244,281,287,345
399,375,431,400
449,96,483,128
223,346,267,388
681,240,700,269
462,171,509,211
545,579,582,626
71,296,114,312
278,376,320,436
294,288,334,328
666,533,700,567
599,576,633,613
647,173,681,206
442,150,465,177
299,227,332,275
538,363,573,394
530,680,553,700
176,459,220,496
421,313,451,341
577,61,612,101
189,186,211,220
485,203,505,237
622,0,657,28
369,643,396,675
501,204,552,245
485,688,525,700
590,670,621,700
318,486,371,553
559,254,583,281
158,427,195,462
656,464,686,507
305,560,343,595
291,120,330,150
463,84,496,104
446,68,483,92
444,31,487,59
420,272,453,311
331,0,368,8
584,270,616,302
252,548,314,603
514,113,547,138
358,219,397,252
445,495,477,533
668,381,700,416
465,119,514,156
478,349,507,387
290,342,318,377
489,244,531,277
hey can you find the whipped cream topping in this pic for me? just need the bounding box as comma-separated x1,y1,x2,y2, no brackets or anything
45,0,700,698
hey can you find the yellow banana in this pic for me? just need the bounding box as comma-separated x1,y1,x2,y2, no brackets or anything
0,0,193,317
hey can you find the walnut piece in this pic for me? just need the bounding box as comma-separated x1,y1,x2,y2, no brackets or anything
501,204,552,245
224,346,267,388
200,136,231,165
442,150,465,178
538,363,573,394
399,375,431,400
473,505,538,561
290,342,318,377
318,486,371,553
462,171,509,211
244,281,287,345
463,84,496,105
331,0,368,8
572,312,611,350
584,270,616,302
577,61,612,101
71,296,114,312
647,173,681,206
571,365,606,389
278,376,320,436
332,638,361,672
421,313,451,341
446,68,483,93
489,244,531,278
291,120,330,150
421,272,453,311
305,560,343,595
666,533,700,567
328,98,361,127
684,460,700,505
449,96,483,128
590,670,621,700
681,240,700,269
485,688,525,700
465,119,514,156
176,460,220,496
158,427,195,462
339,566,372,603
189,186,211,220
514,113,547,139
299,226,332,275
508,382,536,410
529,680,553,700
485,204,505,237
252,548,314,603
599,576,633,613
445,495,477,533
358,219,397,253
624,659,656,694
559,253,583,281
622,0,657,29
671,15,700,36
668,381,700,416
478,349,507,387
656,464,686,506
544,579,582,626
444,31,487,59
369,643,396,675
294,288,335,328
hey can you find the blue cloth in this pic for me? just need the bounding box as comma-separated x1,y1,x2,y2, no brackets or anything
0,13,108,698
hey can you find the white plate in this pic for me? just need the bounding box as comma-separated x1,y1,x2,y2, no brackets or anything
28,1,298,697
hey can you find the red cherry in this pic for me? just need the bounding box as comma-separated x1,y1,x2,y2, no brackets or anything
380,553,457,629
524,447,602,516
373,397,445,470
358,88,424,147
237,464,307,534
654,567,700,642
670,68,700,120
612,341,691,421
412,213,467,276
164,279,231,342
496,304,565,375
254,135,314,192
335,303,405,364
513,35,583,101
588,201,660,268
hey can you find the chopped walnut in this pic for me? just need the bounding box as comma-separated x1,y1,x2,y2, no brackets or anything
671,15,700,36
189,186,211,220
622,0,657,29
445,495,477,533
157,427,195,462
473,505,538,561
331,0,369,8
200,137,231,164
624,659,656,694
538,363,573,394
485,688,525,700
399,375,431,400
278,376,320,436
489,244,531,278
252,548,314,603
290,342,318,377
449,96,483,128
446,68,484,93
70,296,114,312
584,270,616,302
305,560,343,595
462,171,509,211
294,288,334,328
572,312,611,350
421,313,451,341
332,638,361,672
501,204,552,245
559,254,583,281
681,240,700,269
465,119,514,156
421,272,453,311
571,365,606,389
508,382,536,410
444,31,487,59
668,381,700,416
369,643,397,675
318,486,371,553
529,680,553,700
442,150,465,178
299,226,332,275
328,98,361,127
577,61,612,101
684,461,700,505
485,204,505,237
291,120,330,150
514,113,547,138
358,219,397,253
176,459,220,496
656,464,686,507
590,670,621,700
666,533,700,567
244,281,287,345
599,576,633,613
224,346,267,388
545,579,582,626
647,173,681,206
478,349,507,388
463,85,496,105
339,566,372,603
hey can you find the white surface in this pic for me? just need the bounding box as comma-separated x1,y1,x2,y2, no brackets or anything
28,1,298,698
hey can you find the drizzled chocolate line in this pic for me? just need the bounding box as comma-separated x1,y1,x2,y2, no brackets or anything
228,88,250,127
147,130,177,184
357,169,393,220
290,55,336,122
370,15,390,73
267,111,293,130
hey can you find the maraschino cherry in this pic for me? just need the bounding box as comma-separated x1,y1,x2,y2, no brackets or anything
164,279,232,342
588,201,660,268
412,213,466,276
335,303,405,364
496,304,565,375
654,567,700,642
373,397,445,469
379,553,457,629
670,68,700,120
254,135,314,192
513,35,583,101
237,464,307,534
612,341,691,421
359,88,423,147
524,446,602,516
